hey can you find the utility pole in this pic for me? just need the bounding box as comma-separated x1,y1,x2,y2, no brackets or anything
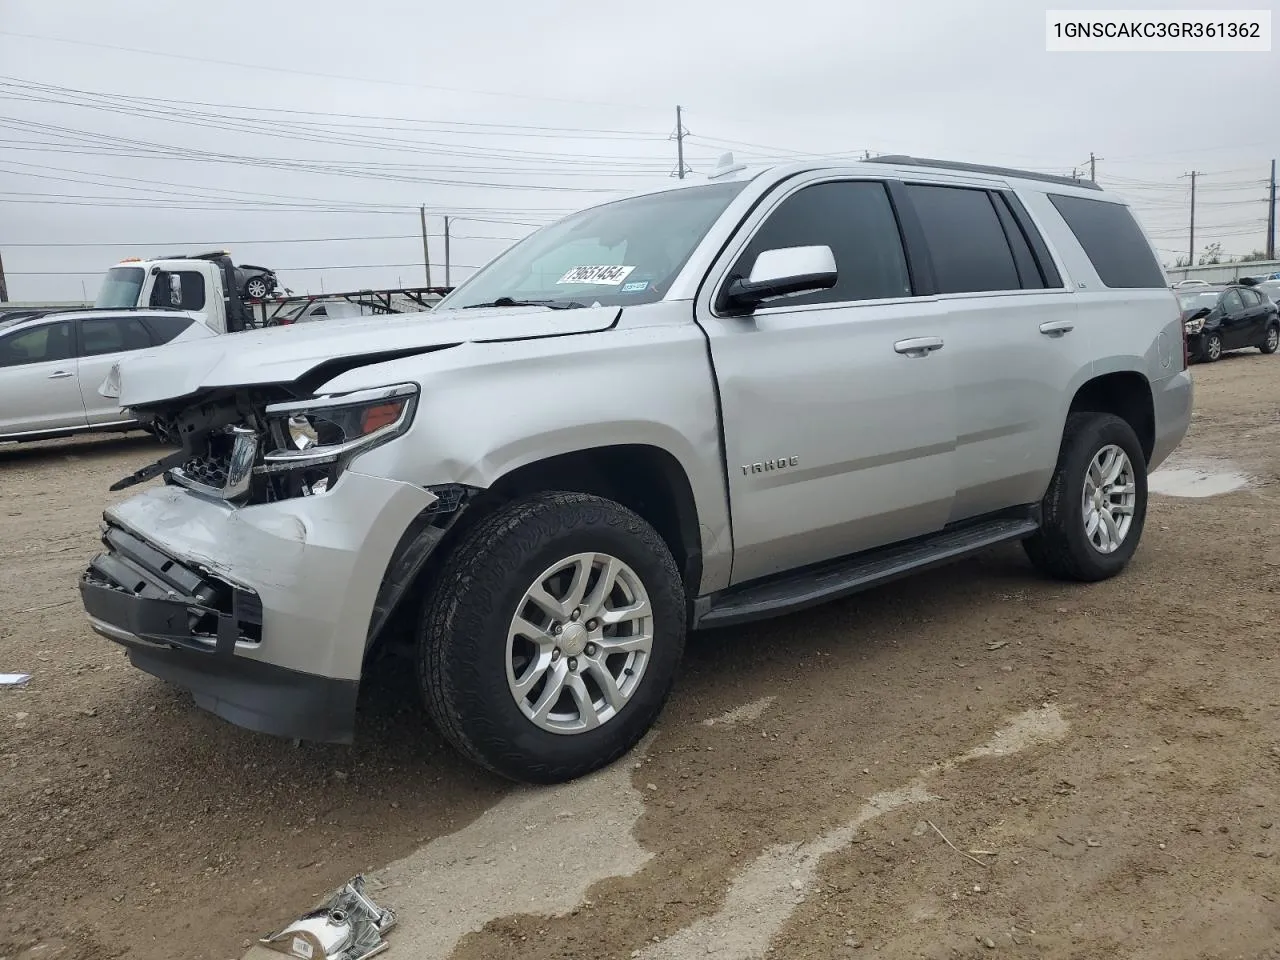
419,205,432,287
444,215,452,287
1267,159,1276,262
0,250,8,302
1182,171,1200,266
671,105,690,179
1089,152,1101,182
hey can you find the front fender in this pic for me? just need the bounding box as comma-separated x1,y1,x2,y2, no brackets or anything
317,321,734,594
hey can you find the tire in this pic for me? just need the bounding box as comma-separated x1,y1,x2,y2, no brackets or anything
1260,323,1279,355
1202,332,1223,362
417,491,686,783
244,277,269,299
1023,412,1148,583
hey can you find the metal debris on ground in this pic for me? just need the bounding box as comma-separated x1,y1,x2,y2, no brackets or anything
259,875,396,960
0,673,31,687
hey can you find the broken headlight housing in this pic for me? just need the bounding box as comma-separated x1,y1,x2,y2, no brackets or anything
259,383,419,497
1184,317,1206,335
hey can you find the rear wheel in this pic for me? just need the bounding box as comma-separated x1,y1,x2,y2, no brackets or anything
1023,412,1148,582
1260,323,1279,355
418,492,686,783
244,277,269,299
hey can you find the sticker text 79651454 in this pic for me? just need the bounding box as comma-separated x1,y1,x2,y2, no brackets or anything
556,265,636,285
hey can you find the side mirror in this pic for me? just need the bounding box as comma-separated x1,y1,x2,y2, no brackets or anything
168,274,183,307
722,245,838,314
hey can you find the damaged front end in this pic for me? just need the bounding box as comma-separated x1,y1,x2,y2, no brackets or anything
112,382,419,505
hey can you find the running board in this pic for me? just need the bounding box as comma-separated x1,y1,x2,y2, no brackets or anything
695,516,1039,629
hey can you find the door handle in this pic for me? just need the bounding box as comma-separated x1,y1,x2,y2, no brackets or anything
893,337,944,357
1039,320,1075,337
47,370,74,379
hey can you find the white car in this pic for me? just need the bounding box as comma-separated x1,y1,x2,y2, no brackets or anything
0,309,215,442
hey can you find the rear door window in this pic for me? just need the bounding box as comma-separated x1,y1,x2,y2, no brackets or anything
79,317,155,357
1047,194,1166,288
904,185,1021,294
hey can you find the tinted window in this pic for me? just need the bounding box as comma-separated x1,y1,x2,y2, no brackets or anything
141,314,195,345
906,185,1021,294
81,317,154,357
1221,289,1244,314
1047,194,1165,288
727,180,912,308
0,322,73,368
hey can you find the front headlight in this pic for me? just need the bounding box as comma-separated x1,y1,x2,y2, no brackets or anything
259,383,418,491
1184,318,1205,335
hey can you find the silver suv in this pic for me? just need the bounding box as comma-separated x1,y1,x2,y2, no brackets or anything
79,155,1191,783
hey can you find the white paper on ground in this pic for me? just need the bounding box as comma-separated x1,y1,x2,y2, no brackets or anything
0,674,31,686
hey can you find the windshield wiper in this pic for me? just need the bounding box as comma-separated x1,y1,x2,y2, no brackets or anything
461,297,586,310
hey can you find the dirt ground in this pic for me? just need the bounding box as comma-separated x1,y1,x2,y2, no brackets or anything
2,352,1278,960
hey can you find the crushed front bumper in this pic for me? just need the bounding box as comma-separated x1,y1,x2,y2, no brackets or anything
79,470,441,743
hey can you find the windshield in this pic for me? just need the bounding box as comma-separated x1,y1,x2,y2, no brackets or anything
94,266,145,308
1177,291,1220,310
441,181,750,310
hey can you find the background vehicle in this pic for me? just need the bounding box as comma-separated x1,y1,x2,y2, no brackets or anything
270,298,377,325
0,310,215,441
80,155,1192,784
1178,283,1280,361
95,251,254,333
235,263,279,300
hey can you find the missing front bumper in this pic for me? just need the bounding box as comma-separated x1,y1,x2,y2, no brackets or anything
79,522,359,743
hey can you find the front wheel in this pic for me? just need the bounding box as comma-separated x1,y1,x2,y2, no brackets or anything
1260,323,1279,355
1203,332,1223,362
1023,412,1148,582
418,492,686,783
244,277,269,299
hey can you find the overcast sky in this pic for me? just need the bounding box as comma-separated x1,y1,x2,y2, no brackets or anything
0,0,1275,301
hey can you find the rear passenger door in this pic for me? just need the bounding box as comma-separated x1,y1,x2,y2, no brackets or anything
75,315,162,424
1237,288,1268,345
694,175,957,584
1217,289,1249,349
901,182,1085,521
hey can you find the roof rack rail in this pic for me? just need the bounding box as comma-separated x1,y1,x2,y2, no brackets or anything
865,155,1104,191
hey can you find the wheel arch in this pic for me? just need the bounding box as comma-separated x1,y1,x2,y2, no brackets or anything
1067,370,1155,463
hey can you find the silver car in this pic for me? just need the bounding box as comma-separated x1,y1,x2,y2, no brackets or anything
0,310,214,442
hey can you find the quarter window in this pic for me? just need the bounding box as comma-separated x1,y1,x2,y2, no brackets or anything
1047,194,1166,289
726,180,913,308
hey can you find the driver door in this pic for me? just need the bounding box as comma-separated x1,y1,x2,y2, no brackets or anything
0,320,86,435
694,176,956,585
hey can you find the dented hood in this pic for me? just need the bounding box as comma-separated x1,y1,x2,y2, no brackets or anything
108,305,619,407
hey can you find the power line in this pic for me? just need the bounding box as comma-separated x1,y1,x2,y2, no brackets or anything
0,31,661,112
1,232,527,247
7,262,485,276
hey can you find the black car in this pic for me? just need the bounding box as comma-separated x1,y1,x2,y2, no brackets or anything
1178,284,1280,362
234,264,279,300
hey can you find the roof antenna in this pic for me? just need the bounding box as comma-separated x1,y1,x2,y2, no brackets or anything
708,151,747,180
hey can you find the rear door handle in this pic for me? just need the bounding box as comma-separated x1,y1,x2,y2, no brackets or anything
1039,320,1075,337
893,337,944,357
47,371,74,380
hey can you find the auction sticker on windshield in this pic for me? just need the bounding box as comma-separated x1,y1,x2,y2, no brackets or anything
556,265,636,285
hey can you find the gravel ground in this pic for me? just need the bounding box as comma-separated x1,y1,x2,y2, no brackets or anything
2,352,1278,960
